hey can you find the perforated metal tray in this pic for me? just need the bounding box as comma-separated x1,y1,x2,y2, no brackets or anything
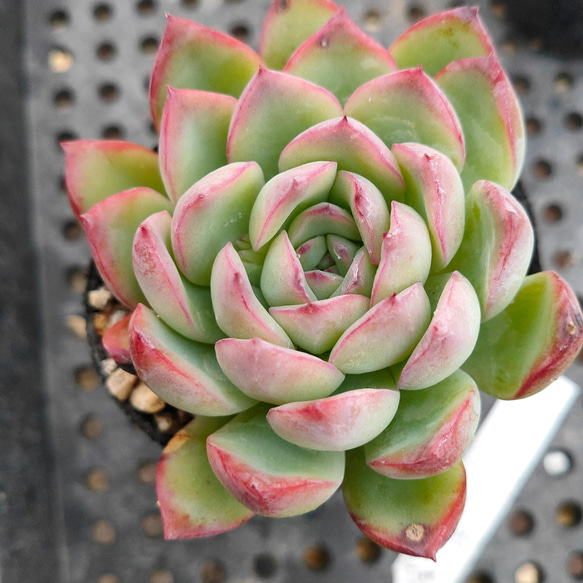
8,0,583,581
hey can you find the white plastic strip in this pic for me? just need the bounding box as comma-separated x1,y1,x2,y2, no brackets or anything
392,375,581,583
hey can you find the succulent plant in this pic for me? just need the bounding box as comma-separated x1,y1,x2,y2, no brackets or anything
64,0,583,560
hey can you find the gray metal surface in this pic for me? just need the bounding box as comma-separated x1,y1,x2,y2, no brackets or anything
17,0,583,582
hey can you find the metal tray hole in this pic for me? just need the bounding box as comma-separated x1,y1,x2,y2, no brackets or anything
229,23,252,43
253,553,277,578
568,551,583,580
93,3,114,22
543,448,573,477
81,415,104,439
201,560,226,583
533,159,552,180
142,512,164,538
362,8,384,33
149,568,174,583
556,501,582,528
137,0,157,15
102,125,125,140
86,468,109,492
466,572,495,583
50,9,70,30
97,42,117,62
407,4,427,23
565,113,583,131
526,117,542,136
304,544,331,571
140,35,160,56
99,82,120,103
48,47,74,73
555,72,574,93
91,519,116,544
543,204,562,223
509,509,535,537
355,536,382,563
554,250,575,270
54,88,75,110
137,461,158,484
514,562,544,583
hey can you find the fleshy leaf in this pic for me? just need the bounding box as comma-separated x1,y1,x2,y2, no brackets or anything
463,271,583,399
133,211,224,343
371,201,432,305
329,283,431,374
171,162,264,286
366,370,480,479
389,7,496,76
207,405,345,517
326,235,360,276
259,0,338,70
344,68,465,172
284,8,397,106
296,236,328,270
102,314,132,366
269,294,370,354
248,161,337,250
398,272,481,390
331,247,376,297
227,68,343,179
63,140,165,219
305,270,343,299
210,243,293,348
330,171,390,265
268,388,400,451
159,88,237,203
287,202,360,247
343,450,466,559
435,54,525,191
80,188,173,308
150,15,262,129
448,180,534,321
157,416,254,539
279,117,405,202
392,143,465,273
260,231,316,306
129,304,256,416
215,337,344,404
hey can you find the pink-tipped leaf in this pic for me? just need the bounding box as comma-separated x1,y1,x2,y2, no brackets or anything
159,88,237,203
343,450,466,559
344,68,465,172
259,0,338,70
284,8,397,105
157,416,254,539
227,68,343,179
398,272,481,390
279,117,405,202
331,246,376,297
463,271,583,399
435,54,525,191
260,231,316,306
329,171,390,265
248,161,337,251
210,243,292,348
207,405,345,517
269,294,370,354
366,370,480,479
287,202,360,247
133,211,224,343
63,140,165,219
102,313,132,366
150,14,262,129
329,282,432,374
171,162,264,286
215,337,344,404
392,143,465,273
448,180,534,321
129,304,256,416
268,386,400,451
304,270,343,300
80,188,173,308
390,7,496,76
371,201,432,305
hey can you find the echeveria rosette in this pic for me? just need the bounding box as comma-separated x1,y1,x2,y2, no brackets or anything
63,1,583,560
